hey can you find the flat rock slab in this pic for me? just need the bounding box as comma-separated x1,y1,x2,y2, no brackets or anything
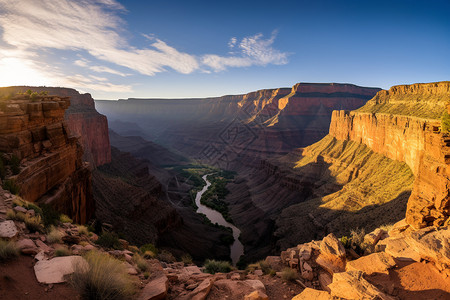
139,274,169,300
34,255,88,284
292,288,332,300
0,220,18,238
346,252,396,275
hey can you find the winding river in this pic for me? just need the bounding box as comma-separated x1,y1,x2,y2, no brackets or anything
195,174,244,265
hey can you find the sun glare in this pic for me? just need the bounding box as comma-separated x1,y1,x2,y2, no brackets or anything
0,57,51,87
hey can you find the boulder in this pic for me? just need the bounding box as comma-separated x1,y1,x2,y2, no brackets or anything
13,206,28,214
244,290,269,300
407,226,450,268
384,236,421,262
35,239,52,253
388,219,410,237
346,252,396,275
298,243,312,260
292,288,331,300
265,256,283,271
316,233,346,274
139,274,169,300
0,220,18,238
16,238,38,255
186,278,214,300
364,228,388,246
34,256,88,284
328,271,396,300
318,271,332,292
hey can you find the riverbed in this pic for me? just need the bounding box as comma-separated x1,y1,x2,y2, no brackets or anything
195,174,244,265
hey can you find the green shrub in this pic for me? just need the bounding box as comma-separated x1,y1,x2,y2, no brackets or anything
339,236,350,248
77,225,89,236
143,272,150,279
204,259,232,274
69,251,135,300
3,179,20,194
95,232,123,250
157,250,176,263
281,268,297,282
132,254,149,272
181,253,193,265
40,204,61,227
54,246,72,257
442,112,450,132
140,243,157,255
60,214,73,223
46,226,63,244
24,214,44,233
6,209,16,220
0,240,19,261
14,211,26,222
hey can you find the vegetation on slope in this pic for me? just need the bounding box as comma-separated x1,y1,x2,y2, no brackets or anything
275,135,415,248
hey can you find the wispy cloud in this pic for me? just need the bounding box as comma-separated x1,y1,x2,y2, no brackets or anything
0,0,289,93
202,32,289,72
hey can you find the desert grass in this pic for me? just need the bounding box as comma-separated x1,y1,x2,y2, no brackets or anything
69,251,135,300
0,240,19,261
281,267,298,282
46,226,63,244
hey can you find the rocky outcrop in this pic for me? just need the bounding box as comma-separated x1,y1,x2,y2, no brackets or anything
0,86,111,167
0,93,94,223
328,81,450,229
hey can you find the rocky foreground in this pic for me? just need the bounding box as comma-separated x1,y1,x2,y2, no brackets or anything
1,190,449,299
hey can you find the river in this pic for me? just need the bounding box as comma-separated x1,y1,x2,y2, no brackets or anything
195,174,244,265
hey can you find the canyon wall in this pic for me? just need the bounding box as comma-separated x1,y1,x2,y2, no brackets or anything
0,86,111,167
0,93,93,223
96,83,380,158
328,81,450,229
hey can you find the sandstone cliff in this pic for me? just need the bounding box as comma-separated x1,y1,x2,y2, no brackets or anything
0,86,111,167
0,93,93,223
329,81,450,229
273,81,450,250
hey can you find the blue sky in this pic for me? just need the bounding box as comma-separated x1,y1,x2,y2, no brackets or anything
0,0,449,99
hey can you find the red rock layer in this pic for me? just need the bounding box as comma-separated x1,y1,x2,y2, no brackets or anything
0,86,111,167
328,82,450,229
0,94,94,223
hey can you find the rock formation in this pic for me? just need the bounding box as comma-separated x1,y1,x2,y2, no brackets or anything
0,92,93,223
328,81,450,229
96,82,380,158
0,86,111,167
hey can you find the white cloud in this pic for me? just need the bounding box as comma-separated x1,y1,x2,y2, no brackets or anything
202,32,289,72
0,0,289,93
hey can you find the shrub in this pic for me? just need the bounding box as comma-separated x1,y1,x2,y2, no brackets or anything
54,246,72,257
181,253,193,265
143,272,150,279
95,232,122,250
14,212,26,222
442,112,450,132
24,214,44,233
142,250,156,259
77,225,89,236
157,250,176,263
128,245,140,253
40,203,61,227
140,243,157,255
339,236,350,248
6,209,16,220
132,254,149,272
3,179,20,194
281,268,297,282
69,251,135,300
46,226,63,244
0,240,19,261
60,214,73,223
204,259,232,274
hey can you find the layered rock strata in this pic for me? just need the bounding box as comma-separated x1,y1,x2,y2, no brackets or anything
0,86,111,167
328,81,450,229
0,94,93,223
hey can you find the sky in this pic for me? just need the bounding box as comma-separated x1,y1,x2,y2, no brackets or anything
0,0,449,99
